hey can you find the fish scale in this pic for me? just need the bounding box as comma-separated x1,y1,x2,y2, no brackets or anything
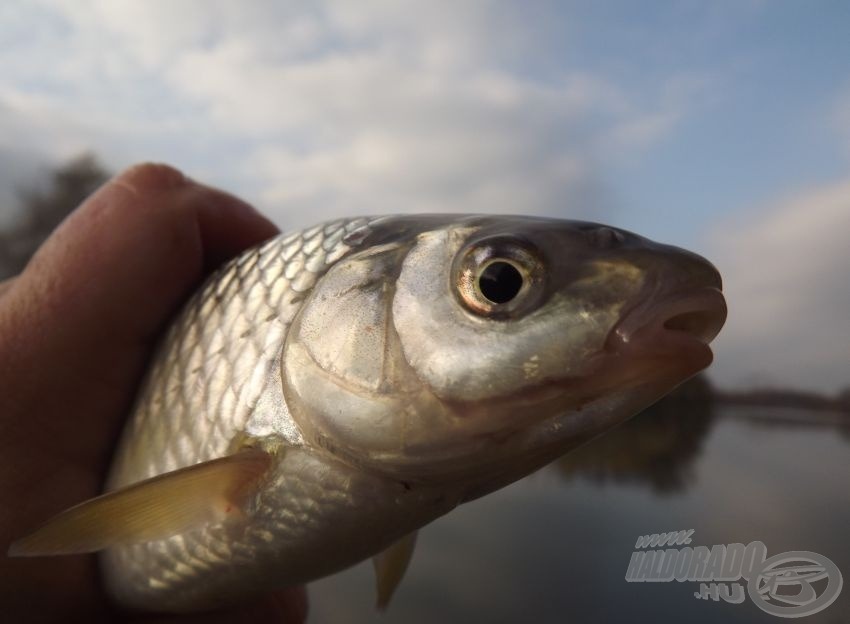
103,217,383,609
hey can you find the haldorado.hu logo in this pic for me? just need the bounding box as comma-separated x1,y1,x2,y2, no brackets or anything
625,530,842,618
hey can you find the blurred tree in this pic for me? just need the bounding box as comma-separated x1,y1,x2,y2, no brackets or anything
838,387,850,412
554,374,716,494
0,153,109,279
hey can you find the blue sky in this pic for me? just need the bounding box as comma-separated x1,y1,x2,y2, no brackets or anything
0,1,848,393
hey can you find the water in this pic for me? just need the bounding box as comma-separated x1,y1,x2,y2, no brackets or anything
309,403,850,623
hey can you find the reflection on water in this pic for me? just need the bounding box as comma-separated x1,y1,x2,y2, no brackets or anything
555,376,716,494
309,381,850,624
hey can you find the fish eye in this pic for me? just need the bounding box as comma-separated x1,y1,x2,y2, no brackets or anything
454,237,544,319
477,260,524,304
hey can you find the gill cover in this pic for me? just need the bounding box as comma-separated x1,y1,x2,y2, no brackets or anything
282,233,447,464
281,217,645,477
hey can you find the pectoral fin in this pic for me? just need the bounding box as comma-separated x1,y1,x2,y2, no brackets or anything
8,448,272,557
372,530,418,610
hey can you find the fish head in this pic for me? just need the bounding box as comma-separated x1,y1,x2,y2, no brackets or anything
282,216,726,496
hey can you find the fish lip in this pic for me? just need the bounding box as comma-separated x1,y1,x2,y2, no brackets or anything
606,287,727,365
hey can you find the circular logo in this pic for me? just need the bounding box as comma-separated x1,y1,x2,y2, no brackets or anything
747,551,843,618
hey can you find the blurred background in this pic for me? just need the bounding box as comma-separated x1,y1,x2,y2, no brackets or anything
0,2,848,622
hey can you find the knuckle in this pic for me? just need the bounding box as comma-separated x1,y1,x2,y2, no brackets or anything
117,162,187,193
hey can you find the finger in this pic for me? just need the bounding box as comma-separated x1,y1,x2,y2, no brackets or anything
128,586,309,624
0,276,15,298
0,163,278,454
25,163,278,342
0,164,279,555
0,164,280,622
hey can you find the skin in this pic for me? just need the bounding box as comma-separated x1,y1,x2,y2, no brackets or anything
0,164,307,623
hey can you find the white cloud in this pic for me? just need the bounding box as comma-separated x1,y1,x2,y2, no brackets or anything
706,179,850,394
3,2,843,393
0,0,694,228
832,85,850,158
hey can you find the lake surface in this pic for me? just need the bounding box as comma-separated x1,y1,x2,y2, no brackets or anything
309,404,850,623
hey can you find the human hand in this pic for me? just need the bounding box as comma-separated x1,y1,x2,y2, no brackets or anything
0,164,308,623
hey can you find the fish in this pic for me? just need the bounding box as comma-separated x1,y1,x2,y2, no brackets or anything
8,214,727,613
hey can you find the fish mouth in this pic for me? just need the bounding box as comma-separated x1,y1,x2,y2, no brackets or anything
605,287,727,374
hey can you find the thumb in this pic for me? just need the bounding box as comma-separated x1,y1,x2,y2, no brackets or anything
131,586,309,624
0,162,278,515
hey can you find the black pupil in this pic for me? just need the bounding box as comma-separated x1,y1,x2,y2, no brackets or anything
478,261,523,304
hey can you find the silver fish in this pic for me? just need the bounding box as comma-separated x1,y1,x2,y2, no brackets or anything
10,215,726,612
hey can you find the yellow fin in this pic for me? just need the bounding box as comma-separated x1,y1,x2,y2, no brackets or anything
8,448,271,557
372,530,418,610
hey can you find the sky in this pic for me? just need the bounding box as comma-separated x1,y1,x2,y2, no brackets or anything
0,0,848,393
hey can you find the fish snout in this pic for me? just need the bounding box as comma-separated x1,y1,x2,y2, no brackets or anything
605,245,727,372
605,286,726,379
